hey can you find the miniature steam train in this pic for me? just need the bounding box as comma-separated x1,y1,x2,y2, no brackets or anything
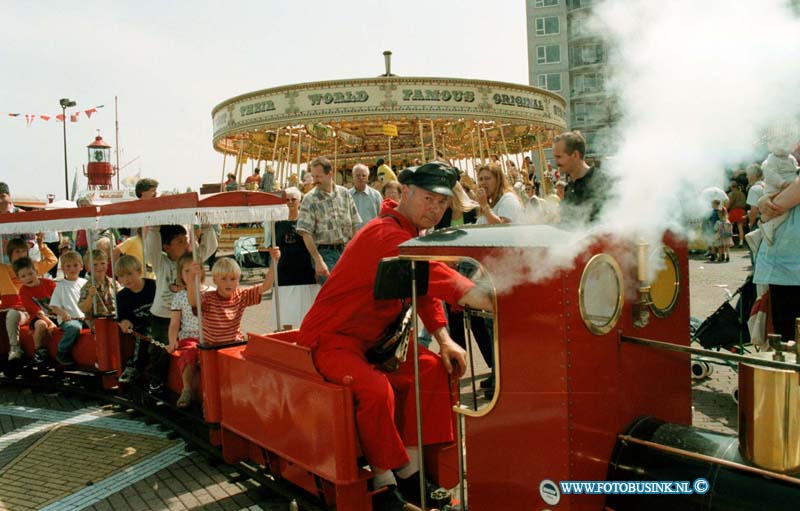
1,192,798,510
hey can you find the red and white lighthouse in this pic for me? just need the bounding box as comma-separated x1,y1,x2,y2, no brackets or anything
84,134,115,190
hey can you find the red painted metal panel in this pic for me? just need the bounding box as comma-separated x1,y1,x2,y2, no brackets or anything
197,191,286,208
217,340,365,484
0,206,97,229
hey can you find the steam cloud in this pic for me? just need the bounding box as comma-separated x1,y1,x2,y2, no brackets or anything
489,0,800,295
596,0,800,239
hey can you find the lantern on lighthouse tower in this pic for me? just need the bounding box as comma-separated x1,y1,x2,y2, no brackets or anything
84,134,115,190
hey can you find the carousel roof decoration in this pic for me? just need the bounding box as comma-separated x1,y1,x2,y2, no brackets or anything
211,52,568,186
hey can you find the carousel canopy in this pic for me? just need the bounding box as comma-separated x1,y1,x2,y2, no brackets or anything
211,75,567,168
0,192,287,235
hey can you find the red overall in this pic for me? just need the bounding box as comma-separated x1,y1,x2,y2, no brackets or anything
299,201,474,469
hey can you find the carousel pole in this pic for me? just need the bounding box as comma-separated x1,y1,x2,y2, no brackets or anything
333,135,339,176
469,130,477,175
218,152,228,192
271,129,280,160
388,135,392,168
255,146,263,185
476,127,485,165
271,128,281,177
483,126,492,163
296,131,303,181
297,130,303,181
270,220,281,330
285,127,294,187
536,128,549,196
429,120,437,159
236,141,245,190
418,120,425,162
276,148,284,190
499,124,512,175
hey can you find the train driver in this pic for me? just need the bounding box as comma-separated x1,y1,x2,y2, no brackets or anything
299,162,493,511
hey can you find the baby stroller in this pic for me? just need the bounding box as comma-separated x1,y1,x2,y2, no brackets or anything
689,275,756,401
233,236,267,280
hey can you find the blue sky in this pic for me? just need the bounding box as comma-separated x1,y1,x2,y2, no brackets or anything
1,0,529,199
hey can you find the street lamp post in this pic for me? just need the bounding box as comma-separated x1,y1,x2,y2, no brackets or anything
59,98,77,199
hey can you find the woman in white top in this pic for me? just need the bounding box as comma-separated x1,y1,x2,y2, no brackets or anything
475,163,524,224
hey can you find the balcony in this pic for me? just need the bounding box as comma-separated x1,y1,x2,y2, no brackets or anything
567,0,595,11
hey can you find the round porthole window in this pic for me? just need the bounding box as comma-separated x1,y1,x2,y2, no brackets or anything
579,254,624,335
649,247,680,318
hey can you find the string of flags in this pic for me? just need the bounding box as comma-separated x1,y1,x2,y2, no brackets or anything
5,105,105,127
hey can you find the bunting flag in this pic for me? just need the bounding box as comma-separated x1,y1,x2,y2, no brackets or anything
3,104,105,125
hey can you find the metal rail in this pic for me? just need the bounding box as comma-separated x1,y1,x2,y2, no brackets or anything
620,335,800,372
617,435,800,487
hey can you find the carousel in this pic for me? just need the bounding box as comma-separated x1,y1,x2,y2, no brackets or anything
211,52,568,190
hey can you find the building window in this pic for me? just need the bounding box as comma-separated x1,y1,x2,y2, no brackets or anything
535,0,559,7
572,101,603,124
535,16,560,36
536,45,561,64
568,0,594,8
572,73,603,94
570,44,604,66
537,73,562,92
569,14,590,38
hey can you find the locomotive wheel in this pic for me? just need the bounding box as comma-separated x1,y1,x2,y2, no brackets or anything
691,360,709,379
704,361,715,377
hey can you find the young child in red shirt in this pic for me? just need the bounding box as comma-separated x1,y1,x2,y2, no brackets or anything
13,256,58,364
2,236,58,360
186,247,279,344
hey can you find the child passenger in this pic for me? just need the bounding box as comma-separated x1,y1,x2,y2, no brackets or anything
116,255,156,383
78,249,119,331
14,257,57,364
167,254,208,408
144,224,217,395
48,251,87,366
186,247,279,345
0,235,57,360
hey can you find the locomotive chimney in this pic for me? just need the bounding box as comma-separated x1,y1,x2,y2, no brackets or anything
383,50,394,77
633,241,652,328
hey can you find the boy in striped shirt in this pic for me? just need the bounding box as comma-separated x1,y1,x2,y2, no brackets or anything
186,247,279,343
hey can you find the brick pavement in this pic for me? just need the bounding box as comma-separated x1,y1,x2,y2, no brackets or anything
0,388,280,511
688,246,752,435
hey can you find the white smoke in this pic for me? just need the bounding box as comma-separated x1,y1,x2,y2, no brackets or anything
486,0,800,295
595,0,800,244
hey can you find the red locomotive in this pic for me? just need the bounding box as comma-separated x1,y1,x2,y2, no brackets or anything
0,194,798,510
